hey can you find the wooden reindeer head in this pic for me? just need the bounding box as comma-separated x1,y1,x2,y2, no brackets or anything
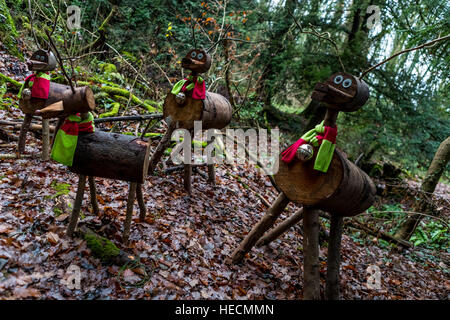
181,49,211,74
27,49,57,72
311,72,369,112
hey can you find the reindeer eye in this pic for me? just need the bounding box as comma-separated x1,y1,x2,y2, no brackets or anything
191,51,197,58
342,79,352,88
35,55,40,60
334,75,343,84
197,53,204,60
40,56,45,61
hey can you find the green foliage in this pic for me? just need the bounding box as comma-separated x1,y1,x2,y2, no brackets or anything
410,220,449,249
49,180,71,199
0,0,22,59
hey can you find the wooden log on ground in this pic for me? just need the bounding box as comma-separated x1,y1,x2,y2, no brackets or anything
257,207,304,247
93,114,163,124
19,82,95,118
274,148,376,217
325,214,344,300
67,174,87,237
163,92,232,130
229,193,290,264
302,207,320,300
69,131,151,183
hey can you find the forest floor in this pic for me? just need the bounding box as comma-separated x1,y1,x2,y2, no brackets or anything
0,52,449,300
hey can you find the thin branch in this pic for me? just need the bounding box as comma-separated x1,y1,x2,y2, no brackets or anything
360,34,450,79
289,11,346,72
28,0,39,47
45,29,75,93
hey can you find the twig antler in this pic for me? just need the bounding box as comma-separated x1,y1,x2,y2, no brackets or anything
45,29,75,93
289,11,346,72
360,34,450,79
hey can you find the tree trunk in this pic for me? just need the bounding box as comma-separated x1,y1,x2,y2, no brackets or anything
395,136,450,240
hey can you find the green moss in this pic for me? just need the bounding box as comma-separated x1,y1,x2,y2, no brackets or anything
99,102,120,118
0,72,21,88
85,232,120,261
99,63,117,74
101,86,157,112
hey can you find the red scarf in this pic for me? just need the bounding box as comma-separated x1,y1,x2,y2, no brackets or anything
24,73,50,99
181,74,206,100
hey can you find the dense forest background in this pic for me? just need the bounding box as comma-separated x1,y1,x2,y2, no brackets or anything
0,0,448,300
3,0,449,172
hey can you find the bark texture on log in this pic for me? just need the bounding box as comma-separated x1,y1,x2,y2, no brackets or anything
325,214,344,300
19,82,95,118
163,91,232,130
230,193,290,264
69,131,151,183
274,148,376,216
302,207,320,300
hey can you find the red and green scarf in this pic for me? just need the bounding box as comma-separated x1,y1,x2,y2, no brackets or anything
18,72,51,99
51,113,95,166
171,74,206,100
281,121,337,173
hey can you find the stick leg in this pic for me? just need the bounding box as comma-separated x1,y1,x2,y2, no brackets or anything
41,119,50,161
257,207,304,247
302,207,320,300
184,163,192,194
17,114,32,154
88,176,99,216
137,183,146,222
67,174,87,237
147,121,176,174
229,192,290,264
207,164,216,185
206,138,216,185
325,214,344,300
123,182,137,244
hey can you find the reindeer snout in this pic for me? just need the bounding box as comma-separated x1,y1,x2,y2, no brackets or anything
181,57,192,65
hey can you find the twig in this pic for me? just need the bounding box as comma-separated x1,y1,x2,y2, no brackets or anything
49,0,60,37
94,114,163,124
289,11,346,72
28,0,39,47
61,51,107,61
45,29,75,93
360,34,450,79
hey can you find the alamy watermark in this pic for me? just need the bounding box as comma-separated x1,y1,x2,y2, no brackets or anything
67,5,81,30
366,264,381,290
170,121,280,175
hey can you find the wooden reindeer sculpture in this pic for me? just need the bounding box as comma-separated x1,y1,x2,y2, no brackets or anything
64,129,152,244
229,72,376,300
17,49,95,156
148,48,232,194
